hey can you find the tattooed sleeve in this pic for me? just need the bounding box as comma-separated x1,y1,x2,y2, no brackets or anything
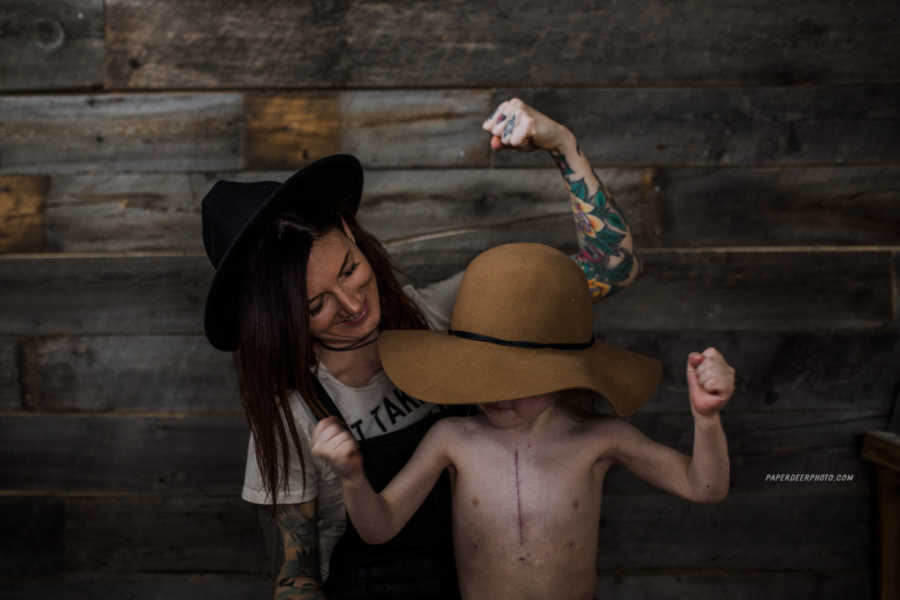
550,148,638,300
274,501,326,600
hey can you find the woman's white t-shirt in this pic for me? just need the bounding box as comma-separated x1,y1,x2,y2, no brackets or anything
240,273,463,580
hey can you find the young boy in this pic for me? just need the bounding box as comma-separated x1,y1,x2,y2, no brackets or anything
312,243,734,600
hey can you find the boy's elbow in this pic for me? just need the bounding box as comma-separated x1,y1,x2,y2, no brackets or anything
693,485,728,503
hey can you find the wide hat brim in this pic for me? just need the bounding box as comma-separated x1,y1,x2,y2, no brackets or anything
203,155,363,352
379,330,661,416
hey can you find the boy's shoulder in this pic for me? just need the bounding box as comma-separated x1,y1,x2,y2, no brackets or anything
430,414,485,438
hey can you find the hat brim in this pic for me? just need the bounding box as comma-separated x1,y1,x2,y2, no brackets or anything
379,329,661,416
204,155,363,351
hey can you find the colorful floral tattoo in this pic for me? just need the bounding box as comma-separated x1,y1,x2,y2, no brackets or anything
274,503,326,599
550,149,636,299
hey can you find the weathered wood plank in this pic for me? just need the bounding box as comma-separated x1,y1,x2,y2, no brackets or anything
0,250,892,335
597,490,873,570
64,496,266,573
336,90,491,169
0,337,20,410
17,333,898,414
0,415,247,492
0,175,48,252
43,172,200,253
593,571,872,600
0,94,244,173
0,490,873,576
626,411,886,462
0,255,211,335
3,87,897,176
392,245,893,331
597,250,893,332
0,0,104,91
616,412,884,496
493,86,900,167
0,412,881,493
0,578,271,599
246,90,491,169
604,333,900,413
0,577,271,600
20,335,240,412
104,0,900,88
17,166,899,254
0,573,870,600
655,166,900,246
31,168,637,253
0,496,64,577
245,92,340,169
604,444,873,495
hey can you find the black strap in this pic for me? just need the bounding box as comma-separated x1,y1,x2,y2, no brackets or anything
447,328,595,350
311,374,343,422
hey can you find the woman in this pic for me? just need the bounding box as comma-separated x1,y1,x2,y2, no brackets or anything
200,99,640,599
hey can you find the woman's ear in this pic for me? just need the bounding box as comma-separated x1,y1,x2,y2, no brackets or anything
340,217,356,244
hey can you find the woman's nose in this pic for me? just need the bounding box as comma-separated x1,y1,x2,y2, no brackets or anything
334,285,363,315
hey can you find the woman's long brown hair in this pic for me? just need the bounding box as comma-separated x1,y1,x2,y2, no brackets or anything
233,207,427,510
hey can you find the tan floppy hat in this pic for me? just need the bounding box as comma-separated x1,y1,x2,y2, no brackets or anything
379,243,661,416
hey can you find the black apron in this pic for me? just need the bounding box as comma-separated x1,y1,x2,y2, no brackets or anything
312,377,461,600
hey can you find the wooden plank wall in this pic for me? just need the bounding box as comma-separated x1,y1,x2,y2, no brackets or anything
1,1,898,597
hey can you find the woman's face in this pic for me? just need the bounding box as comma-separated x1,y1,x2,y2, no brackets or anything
305,224,381,348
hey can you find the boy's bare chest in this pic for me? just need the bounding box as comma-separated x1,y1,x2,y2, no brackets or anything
451,439,607,559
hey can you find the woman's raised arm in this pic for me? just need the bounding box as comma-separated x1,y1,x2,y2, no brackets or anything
484,98,639,300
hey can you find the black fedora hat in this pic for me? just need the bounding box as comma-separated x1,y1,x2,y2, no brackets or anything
201,154,364,351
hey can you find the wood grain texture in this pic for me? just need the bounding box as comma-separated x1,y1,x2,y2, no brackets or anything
103,0,900,88
0,94,244,173
16,333,898,415
64,496,266,573
493,86,900,167
43,172,202,252
593,572,872,599
0,412,881,493
246,90,491,169
32,168,637,253
655,166,900,246
604,332,900,414
0,249,891,335
0,255,211,335
0,573,870,600
0,490,872,575
0,175,48,252
591,250,893,332
0,415,247,492
390,246,894,331
336,90,491,168
596,490,873,571
0,577,271,599
0,0,103,91
20,166,899,253
20,336,239,412
0,337,19,410
246,92,340,169
0,496,64,576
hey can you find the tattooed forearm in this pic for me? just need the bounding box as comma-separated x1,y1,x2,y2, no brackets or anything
274,502,326,599
549,147,638,299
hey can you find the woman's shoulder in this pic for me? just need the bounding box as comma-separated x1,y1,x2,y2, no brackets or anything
402,271,465,330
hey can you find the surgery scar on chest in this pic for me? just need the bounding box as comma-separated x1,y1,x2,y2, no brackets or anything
515,448,524,545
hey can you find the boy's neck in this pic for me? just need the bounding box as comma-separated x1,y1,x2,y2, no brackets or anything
481,395,561,435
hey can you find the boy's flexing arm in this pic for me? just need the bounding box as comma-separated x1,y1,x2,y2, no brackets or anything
311,416,454,544
483,98,639,300
606,347,733,502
